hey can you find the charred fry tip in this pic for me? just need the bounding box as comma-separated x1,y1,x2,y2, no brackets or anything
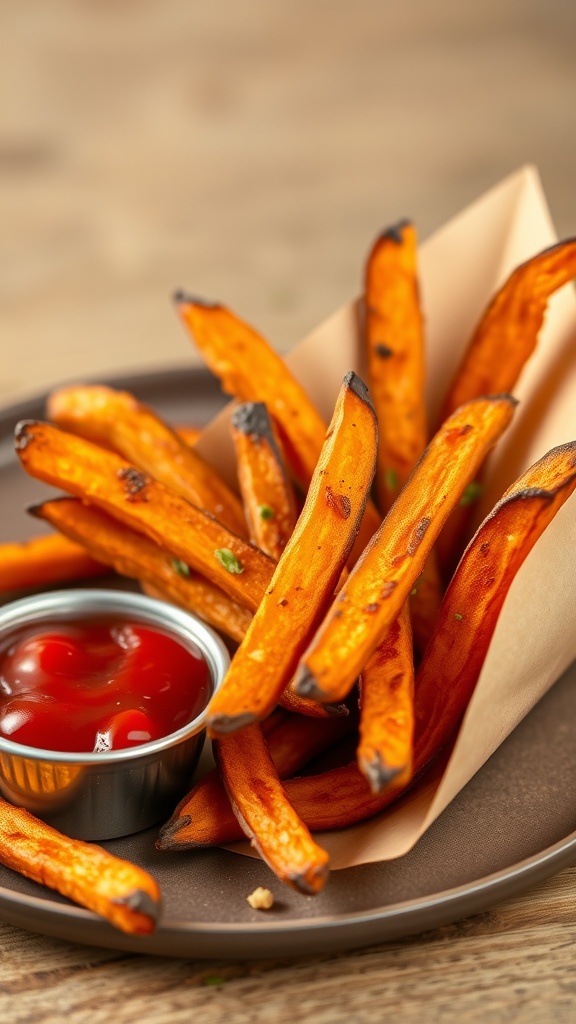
111,887,161,924
342,371,373,408
172,289,220,310
323,702,350,717
468,392,519,407
359,752,406,796
155,814,193,850
376,218,412,245
230,402,274,441
207,711,259,737
14,419,38,451
293,666,326,702
288,862,330,896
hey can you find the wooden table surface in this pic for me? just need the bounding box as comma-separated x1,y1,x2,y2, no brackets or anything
1,3,576,1021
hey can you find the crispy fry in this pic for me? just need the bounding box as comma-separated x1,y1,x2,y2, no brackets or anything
414,440,576,770
15,421,274,612
365,221,427,511
0,533,107,593
230,402,298,559
214,724,330,893
0,797,160,933
48,385,247,537
441,239,576,419
364,221,443,649
205,372,377,737
357,602,414,794
174,293,382,560
294,395,517,705
157,711,353,849
30,498,253,644
174,294,328,488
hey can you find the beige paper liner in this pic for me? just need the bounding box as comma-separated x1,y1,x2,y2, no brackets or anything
196,166,576,868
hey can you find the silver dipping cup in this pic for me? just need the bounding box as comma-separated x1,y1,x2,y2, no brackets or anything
0,589,229,840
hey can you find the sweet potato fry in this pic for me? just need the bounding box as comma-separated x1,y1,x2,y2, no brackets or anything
214,724,330,893
357,602,414,794
0,533,107,593
30,498,253,644
47,385,247,537
365,221,427,512
205,372,378,737
230,402,298,559
414,440,576,770
157,711,353,849
174,293,382,558
293,395,517,705
15,421,274,612
441,239,576,419
364,221,443,649
174,294,327,488
0,797,160,934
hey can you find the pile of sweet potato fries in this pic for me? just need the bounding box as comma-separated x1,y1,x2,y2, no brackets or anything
2,227,576,929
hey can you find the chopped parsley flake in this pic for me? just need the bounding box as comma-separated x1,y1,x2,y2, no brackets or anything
385,468,398,492
258,504,275,521
214,548,244,574
171,558,191,578
454,613,463,621
460,481,484,507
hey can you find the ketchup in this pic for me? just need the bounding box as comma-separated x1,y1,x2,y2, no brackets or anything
0,618,210,753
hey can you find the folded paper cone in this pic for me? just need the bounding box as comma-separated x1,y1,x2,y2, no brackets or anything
196,165,576,868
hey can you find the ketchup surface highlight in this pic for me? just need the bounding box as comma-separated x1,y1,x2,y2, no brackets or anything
0,617,211,753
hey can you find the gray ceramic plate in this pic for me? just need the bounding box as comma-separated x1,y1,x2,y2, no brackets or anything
1,368,575,960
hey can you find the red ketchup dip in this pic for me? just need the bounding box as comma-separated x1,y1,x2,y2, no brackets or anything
0,617,211,753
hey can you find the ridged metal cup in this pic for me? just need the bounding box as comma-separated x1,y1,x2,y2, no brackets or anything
0,589,229,840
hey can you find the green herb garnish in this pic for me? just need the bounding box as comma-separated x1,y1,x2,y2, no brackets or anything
214,548,244,574
454,613,463,621
171,558,191,578
385,468,398,492
202,975,226,987
459,481,484,507
258,504,275,521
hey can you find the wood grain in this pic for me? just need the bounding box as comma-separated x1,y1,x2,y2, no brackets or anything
2,869,576,1023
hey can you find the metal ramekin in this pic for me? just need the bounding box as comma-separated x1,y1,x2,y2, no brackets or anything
0,589,229,840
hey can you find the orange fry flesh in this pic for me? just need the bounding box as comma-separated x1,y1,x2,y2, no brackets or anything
215,724,330,894
0,533,107,594
47,384,247,537
175,424,202,447
441,239,576,420
158,712,353,849
230,402,298,560
15,420,274,612
175,294,327,488
365,221,427,512
294,395,517,705
31,498,253,644
414,441,576,770
205,372,378,737
358,602,414,794
0,798,160,934
364,220,442,649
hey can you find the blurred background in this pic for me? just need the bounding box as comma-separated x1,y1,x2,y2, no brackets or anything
1,0,575,405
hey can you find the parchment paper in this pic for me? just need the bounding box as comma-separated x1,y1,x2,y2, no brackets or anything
196,166,576,868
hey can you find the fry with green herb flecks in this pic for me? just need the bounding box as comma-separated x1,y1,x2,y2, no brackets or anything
30,497,253,644
230,402,297,560
357,602,414,794
205,372,377,737
0,798,160,934
14,420,274,612
293,395,517,706
0,533,108,593
174,294,382,560
48,384,247,538
364,221,443,650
